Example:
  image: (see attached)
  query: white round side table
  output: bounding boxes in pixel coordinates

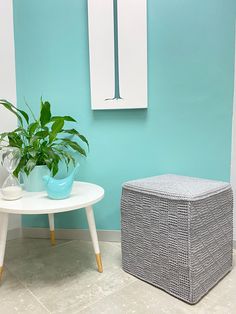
[0,181,105,280]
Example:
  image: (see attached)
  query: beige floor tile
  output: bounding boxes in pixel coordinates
[0,268,49,314]
[80,253,236,314]
[3,239,236,314]
[5,240,136,313]
[109,242,121,248]
[78,280,188,314]
[5,237,71,262]
[80,273,236,314]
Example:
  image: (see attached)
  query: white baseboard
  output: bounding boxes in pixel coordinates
[7,228,22,241]
[22,228,121,242]
[17,228,236,249]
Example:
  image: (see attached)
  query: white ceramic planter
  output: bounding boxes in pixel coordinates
[22,165,50,192]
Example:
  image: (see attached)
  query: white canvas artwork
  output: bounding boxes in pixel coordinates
[88,0,147,110]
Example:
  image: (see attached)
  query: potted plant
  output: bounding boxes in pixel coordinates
[0,98,88,192]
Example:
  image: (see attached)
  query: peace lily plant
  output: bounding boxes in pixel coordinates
[0,98,88,178]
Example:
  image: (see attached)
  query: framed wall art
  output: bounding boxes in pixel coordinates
[88,0,147,110]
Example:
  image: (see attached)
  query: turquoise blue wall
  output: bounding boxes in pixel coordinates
[13,0,236,230]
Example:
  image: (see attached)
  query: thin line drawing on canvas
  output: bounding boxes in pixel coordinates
[88,0,147,109]
[105,0,123,101]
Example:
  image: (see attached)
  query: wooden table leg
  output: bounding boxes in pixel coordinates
[0,213,8,280]
[48,213,56,246]
[85,206,103,273]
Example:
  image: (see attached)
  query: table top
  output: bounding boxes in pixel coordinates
[0,181,104,214]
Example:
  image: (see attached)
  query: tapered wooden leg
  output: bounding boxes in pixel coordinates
[48,214,56,246]
[85,206,103,273]
[0,212,8,280]
[95,253,103,273]
[0,266,3,281]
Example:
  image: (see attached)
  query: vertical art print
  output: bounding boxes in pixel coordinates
[88,0,147,110]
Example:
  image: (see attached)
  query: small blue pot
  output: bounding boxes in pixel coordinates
[22,165,50,192]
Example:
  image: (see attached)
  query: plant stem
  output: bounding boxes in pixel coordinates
[24,98,37,121]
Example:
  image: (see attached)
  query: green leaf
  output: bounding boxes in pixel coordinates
[13,127,29,139]
[44,158,53,171]
[43,148,60,176]
[25,158,37,175]
[28,122,39,136]
[27,147,38,158]
[77,134,89,148]
[52,147,76,168]
[0,132,8,141]
[14,156,27,177]
[0,100,23,125]
[51,115,76,122]
[62,139,86,156]
[40,100,51,126]
[63,129,89,147]
[0,99,29,124]
[49,118,64,143]
[0,97,87,177]
[16,108,29,124]
[52,162,59,177]
[35,130,48,138]
[8,132,23,148]
[30,135,40,146]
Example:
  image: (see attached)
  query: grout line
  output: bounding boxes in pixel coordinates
[5,265,52,313]
[53,239,74,249]
[76,270,138,313]
[4,239,127,314]
[4,239,75,264]
[108,241,121,248]
[25,287,52,314]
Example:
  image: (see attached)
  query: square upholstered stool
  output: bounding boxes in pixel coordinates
[121,174,233,304]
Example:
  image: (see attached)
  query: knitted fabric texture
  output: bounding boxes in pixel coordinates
[121,175,233,304]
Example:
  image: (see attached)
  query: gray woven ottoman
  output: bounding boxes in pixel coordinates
[121,174,233,304]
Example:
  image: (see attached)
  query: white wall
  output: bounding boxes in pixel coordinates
[230,31,236,241]
[0,0,21,231]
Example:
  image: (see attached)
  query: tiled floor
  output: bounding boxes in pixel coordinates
[1,238,235,314]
